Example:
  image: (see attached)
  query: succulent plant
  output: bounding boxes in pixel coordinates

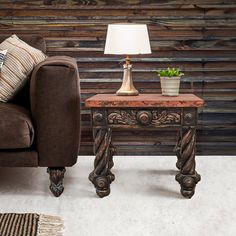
[157,68,184,77]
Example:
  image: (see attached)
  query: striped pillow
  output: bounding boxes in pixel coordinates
[0,49,7,71]
[0,34,47,102]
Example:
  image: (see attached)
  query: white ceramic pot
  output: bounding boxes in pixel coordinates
[160,76,180,96]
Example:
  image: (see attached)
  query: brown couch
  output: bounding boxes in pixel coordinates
[0,35,81,197]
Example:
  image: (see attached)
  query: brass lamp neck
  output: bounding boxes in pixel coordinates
[125,55,131,65]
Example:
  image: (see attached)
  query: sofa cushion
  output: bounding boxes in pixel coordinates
[0,103,34,149]
[0,34,47,102]
[0,35,46,54]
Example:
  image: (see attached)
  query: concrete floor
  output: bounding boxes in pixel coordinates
[0,155,235,236]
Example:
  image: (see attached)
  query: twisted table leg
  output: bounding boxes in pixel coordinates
[89,128,115,198]
[174,130,182,170]
[175,127,201,198]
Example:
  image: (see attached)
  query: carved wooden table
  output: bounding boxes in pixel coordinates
[85,94,204,198]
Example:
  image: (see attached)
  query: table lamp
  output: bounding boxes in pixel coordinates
[104,23,151,96]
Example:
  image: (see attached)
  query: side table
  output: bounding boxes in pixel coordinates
[85,94,204,198]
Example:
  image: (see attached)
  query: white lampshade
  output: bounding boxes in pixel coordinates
[104,23,151,55]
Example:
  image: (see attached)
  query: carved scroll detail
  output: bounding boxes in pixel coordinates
[108,110,137,125]
[175,128,201,198]
[108,109,180,126]
[151,110,180,125]
[89,128,115,198]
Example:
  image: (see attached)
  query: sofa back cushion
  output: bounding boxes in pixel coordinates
[0,35,46,53]
[0,34,47,102]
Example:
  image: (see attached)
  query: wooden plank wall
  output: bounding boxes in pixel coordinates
[0,0,235,155]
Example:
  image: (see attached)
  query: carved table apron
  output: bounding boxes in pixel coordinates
[85,94,204,198]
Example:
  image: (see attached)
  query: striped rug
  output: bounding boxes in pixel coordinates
[0,213,64,236]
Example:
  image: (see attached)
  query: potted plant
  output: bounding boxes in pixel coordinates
[157,68,184,96]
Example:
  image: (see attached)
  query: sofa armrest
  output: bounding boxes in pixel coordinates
[30,56,81,167]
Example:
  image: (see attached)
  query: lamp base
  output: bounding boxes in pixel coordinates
[116,90,139,96]
[116,87,139,96]
[116,62,139,96]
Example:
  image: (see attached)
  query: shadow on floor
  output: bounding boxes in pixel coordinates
[112,167,182,199]
[0,167,47,196]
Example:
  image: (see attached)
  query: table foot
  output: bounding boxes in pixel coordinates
[176,172,201,198]
[89,173,114,198]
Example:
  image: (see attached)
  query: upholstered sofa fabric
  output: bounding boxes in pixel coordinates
[0,151,38,167]
[0,103,34,149]
[0,34,47,102]
[30,56,81,167]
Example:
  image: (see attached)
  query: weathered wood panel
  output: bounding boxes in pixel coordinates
[0,0,235,155]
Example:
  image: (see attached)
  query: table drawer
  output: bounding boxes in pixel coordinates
[107,108,181,127]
